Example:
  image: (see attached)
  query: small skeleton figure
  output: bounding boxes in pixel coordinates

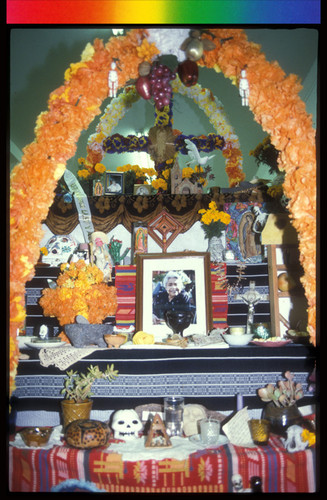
[231,474,251,493]
[108,61,119,97]
[239,68,249,106]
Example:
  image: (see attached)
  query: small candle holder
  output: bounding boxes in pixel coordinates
[200,417,221,445]
[248,419,270,445]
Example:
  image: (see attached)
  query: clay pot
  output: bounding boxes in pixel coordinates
[61,399,93,429]
[261,401,303,437]
[104,333,127,348]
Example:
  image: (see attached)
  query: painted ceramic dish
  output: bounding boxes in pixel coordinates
[19,427,54,447]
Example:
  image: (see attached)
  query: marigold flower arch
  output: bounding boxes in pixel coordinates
[9,28,317,398]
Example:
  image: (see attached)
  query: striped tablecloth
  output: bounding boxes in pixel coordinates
[9,433,316,493]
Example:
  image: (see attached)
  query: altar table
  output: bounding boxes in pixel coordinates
[9,432,316,493]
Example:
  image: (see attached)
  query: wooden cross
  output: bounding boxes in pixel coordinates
[101,99,225,172]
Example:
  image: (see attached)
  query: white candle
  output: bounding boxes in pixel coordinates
[229,327,246,336]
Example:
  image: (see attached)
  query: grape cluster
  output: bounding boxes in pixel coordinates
[149,64,176,110]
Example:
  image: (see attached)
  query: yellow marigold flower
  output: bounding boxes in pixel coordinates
[152,178,167,190]
[40,247,48,256]
[95,163,106,174]
[136,39,160,62]
[162,169,171,180]
[78,157,86,165]
[182,167,194,179]
[302,429,315,447]
[77,169,91,179]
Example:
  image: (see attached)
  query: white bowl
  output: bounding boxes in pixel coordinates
[223,333,253,346]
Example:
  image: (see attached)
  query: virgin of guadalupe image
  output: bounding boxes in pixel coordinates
[152,270,196,325]
[238,212,261,260]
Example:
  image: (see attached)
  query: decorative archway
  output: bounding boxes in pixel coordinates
[9,28,317,397]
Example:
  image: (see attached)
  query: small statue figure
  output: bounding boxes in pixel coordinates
[239,68,249,106]
[89,231,112,282]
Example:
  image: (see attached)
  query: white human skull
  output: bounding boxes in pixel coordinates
[231,474,244,492]
[183,404,207,436]
[42,235,77,266]
[111,409,143,441]
[282,425,308,453]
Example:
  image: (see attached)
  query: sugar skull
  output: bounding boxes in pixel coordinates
[42,235,77,266]
[182,404,207,436]
[111,409,143,441]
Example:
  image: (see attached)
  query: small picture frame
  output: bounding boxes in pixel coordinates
[136,252,213,342]
[133,184,152,196]
[105,172,124,195]
[93,178,105,196]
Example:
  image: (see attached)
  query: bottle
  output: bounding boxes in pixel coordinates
[250,476,263,493]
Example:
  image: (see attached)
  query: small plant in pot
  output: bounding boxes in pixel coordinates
[257,371,304,436]
[60,364,118,429]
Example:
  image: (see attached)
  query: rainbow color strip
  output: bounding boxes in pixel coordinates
[6,0,320,24]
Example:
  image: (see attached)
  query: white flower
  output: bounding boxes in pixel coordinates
[146,28,189,62]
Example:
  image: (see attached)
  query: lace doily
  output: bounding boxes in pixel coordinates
[39,346,102,370]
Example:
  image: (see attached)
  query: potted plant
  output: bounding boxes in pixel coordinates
[258,371,304,436]
[60,364,119,428]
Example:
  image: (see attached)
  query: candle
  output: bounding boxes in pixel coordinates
[236,393,243,411]
[229,327,246,336]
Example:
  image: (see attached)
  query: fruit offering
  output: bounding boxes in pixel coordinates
[136,63,176,110]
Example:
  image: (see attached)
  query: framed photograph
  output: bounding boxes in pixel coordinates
[105,172,124,194]
[133,184,152,196]
[136,252,213,342]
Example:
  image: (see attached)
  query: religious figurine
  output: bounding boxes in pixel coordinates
[89,231,112,282]
[239,68,249,106]
[236,281,265,334]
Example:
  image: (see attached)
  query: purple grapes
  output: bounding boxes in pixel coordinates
[149,64,176,110]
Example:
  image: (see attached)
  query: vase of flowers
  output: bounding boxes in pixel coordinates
[116,164,157,194]
[258,371,304,436]
[39,260,118,345]
[60,364,118,428]
[198,201,231,262]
